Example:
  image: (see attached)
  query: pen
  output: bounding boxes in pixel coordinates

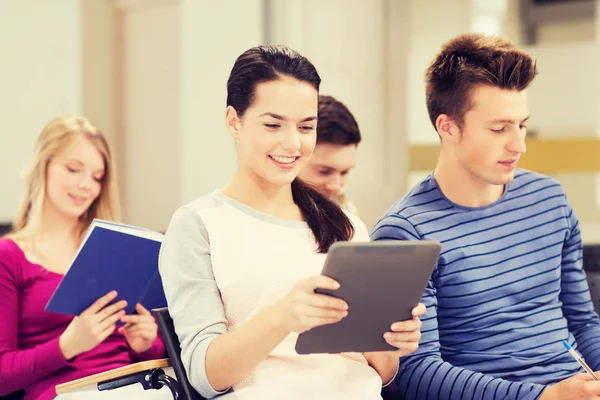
[563,340,599,380]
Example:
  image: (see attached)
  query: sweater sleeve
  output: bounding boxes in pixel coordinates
[370,215,547,400]
[558,203,600,369]
[0,247,71,396]
[158,207,230,399]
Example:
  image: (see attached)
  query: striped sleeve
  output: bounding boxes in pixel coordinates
[371,215,546,400]
[559,202,600,369]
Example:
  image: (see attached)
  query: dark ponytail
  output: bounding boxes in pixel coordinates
[226,45,354,252]
[292,179,354,253]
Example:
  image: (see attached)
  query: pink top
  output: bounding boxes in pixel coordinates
[0,238,166,400]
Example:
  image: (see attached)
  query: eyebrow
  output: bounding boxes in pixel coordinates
[259,112,317,123]
[66,158,105,174]
[315,164,355,170]
[488,116,530,124]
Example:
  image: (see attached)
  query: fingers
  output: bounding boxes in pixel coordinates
[119,316,157,342]
[297,303,348,320]
[581,380,600,396]
[119,305,156,335]
[99,309,126,332]
[298,276,347,310]
[384,328,421,356]
[135,303,150,315]
[119,304,154,326]
[390,319,422,333]
[573,372,598,382]
[120,313,154,325]
[303,275,340,291]
[292,287,348,323]
[82,290,119,316]
[306,293,348,312]
[120,321,133,330]
[385,318,422,355]
[384,330,421,345]
[302,316,345,328]
[119,323,156,337]
[99,323,117,343]
[384,339,419,356]
[412,303,426,318]
[96,300,128,323]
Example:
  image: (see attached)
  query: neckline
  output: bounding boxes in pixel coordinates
[3,238,64,276]
[429,173,514,211]
[212,189,310,229]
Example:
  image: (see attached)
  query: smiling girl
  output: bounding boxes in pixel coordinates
[159,45,425,399]
[0,116,165,400]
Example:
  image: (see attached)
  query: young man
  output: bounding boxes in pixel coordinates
[371,33,600,399]
[298,94,360,214]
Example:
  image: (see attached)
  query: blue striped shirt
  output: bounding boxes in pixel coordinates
[370,169,600,400]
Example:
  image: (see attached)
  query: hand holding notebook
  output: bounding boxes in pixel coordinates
[45,219,168,317]
[59,289,128,360]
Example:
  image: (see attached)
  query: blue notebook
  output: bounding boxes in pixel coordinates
[45,219,168,317]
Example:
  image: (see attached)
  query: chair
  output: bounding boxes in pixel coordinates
[583,244,600,315]
[381,383,401,399]
[53,307,196,400]
[152,307,399,400]
[54,358,177,398]
[28,306,399,399]
[153,307,205,400]
[0,223,12,237]
[0,390,24,400]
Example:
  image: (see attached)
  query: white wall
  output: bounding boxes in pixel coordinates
[0,0,82,222]
[405,0,599,139]
[101,0,264,231]
[537,19,596,44]
[117,0,410,229]
[269,0,411,228]
[82,0,117,146]
[291,0,390,227]
[523,41,599,136]
[2,0,599,236]
[179,0,264,204]
[518,4,600,241]
[406,0,474,146]
[119,0,402,229]
[116,0,182,231]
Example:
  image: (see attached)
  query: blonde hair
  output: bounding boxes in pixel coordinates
[11,116,121,244]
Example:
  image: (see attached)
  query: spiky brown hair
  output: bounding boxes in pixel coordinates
[425,33,538,130]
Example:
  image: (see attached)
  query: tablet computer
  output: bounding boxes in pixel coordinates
[295,240,441,355]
